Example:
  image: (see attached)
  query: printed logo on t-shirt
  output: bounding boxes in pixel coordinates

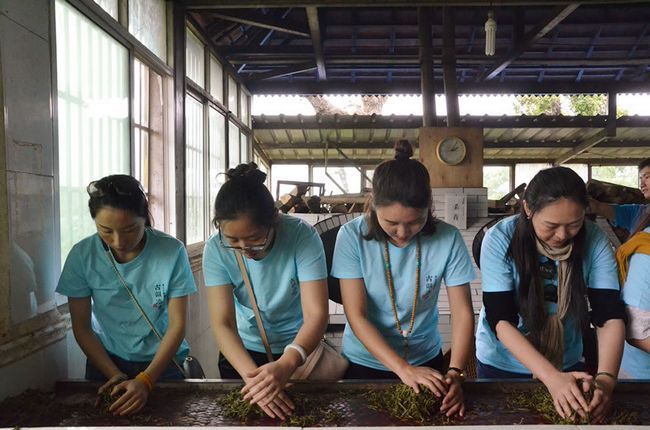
[289,278,299,297]
[153,283,166,308]
[423,274,436,301]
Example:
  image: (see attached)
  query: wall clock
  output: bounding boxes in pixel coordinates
[436,136,467,166]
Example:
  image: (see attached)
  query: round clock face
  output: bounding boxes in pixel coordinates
[436,136,467,166]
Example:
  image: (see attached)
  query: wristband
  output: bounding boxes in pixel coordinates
[447,366,466,381]
[135,371,154,391]
[284,343,307,365]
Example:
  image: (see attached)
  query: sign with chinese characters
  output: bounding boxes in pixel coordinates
[445,193,467,230]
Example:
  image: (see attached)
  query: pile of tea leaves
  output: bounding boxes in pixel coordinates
[507,386,639,424]
[219,388,342,426]
[367,384,446,424]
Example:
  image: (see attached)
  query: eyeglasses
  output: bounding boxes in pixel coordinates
[87,176,145,199]
[219,227,273,252]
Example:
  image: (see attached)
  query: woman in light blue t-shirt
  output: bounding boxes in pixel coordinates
[332,140,476,418]
[56,175,196,416]
[476,166,625,423]
[617,211,650,379]
[203,162,329,421]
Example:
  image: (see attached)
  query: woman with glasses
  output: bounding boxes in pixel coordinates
[331,140,476,418]
[475,166,625,423]
[56,174,196,416]
[202,162,328,421]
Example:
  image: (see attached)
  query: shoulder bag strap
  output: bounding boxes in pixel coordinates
[104,247,187,377]
[235,251,275,362]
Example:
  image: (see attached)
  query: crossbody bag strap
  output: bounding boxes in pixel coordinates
[104,248,187,377]
[235,252,275,362]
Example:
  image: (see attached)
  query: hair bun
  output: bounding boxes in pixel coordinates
[226,162,267,184]
[394,139,414,161]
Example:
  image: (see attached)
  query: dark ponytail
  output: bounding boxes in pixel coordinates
[212,162,277,229]
[508,166,588,347]
[364,139,436,240]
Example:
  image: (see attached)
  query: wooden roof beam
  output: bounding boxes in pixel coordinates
[442,6,460,127]
[183,1,642,8]
[206,10,310,37]
[244,62,317,82]
[555,129,610,164]
[252,114,650,129]
[246,80,650,95]
[306,6,327,81]
[260,140,650,150]
[484,3,580,80]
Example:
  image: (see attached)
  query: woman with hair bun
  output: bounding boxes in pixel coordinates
[331,140,476,417]
[203,162,329,420]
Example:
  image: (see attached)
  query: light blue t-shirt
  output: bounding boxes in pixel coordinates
[56,229,197,362]
[620,226,650,379]
[331,216,476,370]
[613,204,647,232]
[476,215,620,374]
[202,214,327,354]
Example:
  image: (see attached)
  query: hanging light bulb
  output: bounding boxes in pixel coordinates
[485,10,497,56]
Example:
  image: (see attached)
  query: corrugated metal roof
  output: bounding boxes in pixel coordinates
[253,114,650,163]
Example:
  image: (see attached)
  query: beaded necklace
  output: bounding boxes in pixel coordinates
[382,235,421,360]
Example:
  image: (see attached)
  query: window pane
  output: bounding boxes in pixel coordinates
[93,0,118,19]
[185,96,204,244]
[209,107,226,231]
[228,76,238,114]
[240,90,249,125]
[209,55,223,102]
[228,121,240,168]
[561,163,588,183]
[56,0,130,265]
[133,59,150,192]
[313,167,361,195]
[128,0,166,60]
[272,164,309,199]
[515,163,552,188]
[240,131,248,163]
[185,28,204,88]
[364,169,374,189]
[483,166,511,200]
[592,165,639,188]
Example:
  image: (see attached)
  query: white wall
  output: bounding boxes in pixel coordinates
[0,0,69,400]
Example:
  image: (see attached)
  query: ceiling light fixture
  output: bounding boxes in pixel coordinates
[485,10,497,56]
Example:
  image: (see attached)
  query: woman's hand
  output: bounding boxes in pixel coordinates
[543,371,593,420]
[589,373,616,423]
[241,360,295,412]
[396,365,449,398]
[96,373,128,401]
[256,389,295,420]
[440,371,465,417]
[106,378,151,416]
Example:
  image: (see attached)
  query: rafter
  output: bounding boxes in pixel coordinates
[244,62,317,82]
[207,10,309,37]
[306,6,327,81]
[484,4,579,80]
[246,80,650,95]
[182,1,644,8]
[555,129,610,164]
